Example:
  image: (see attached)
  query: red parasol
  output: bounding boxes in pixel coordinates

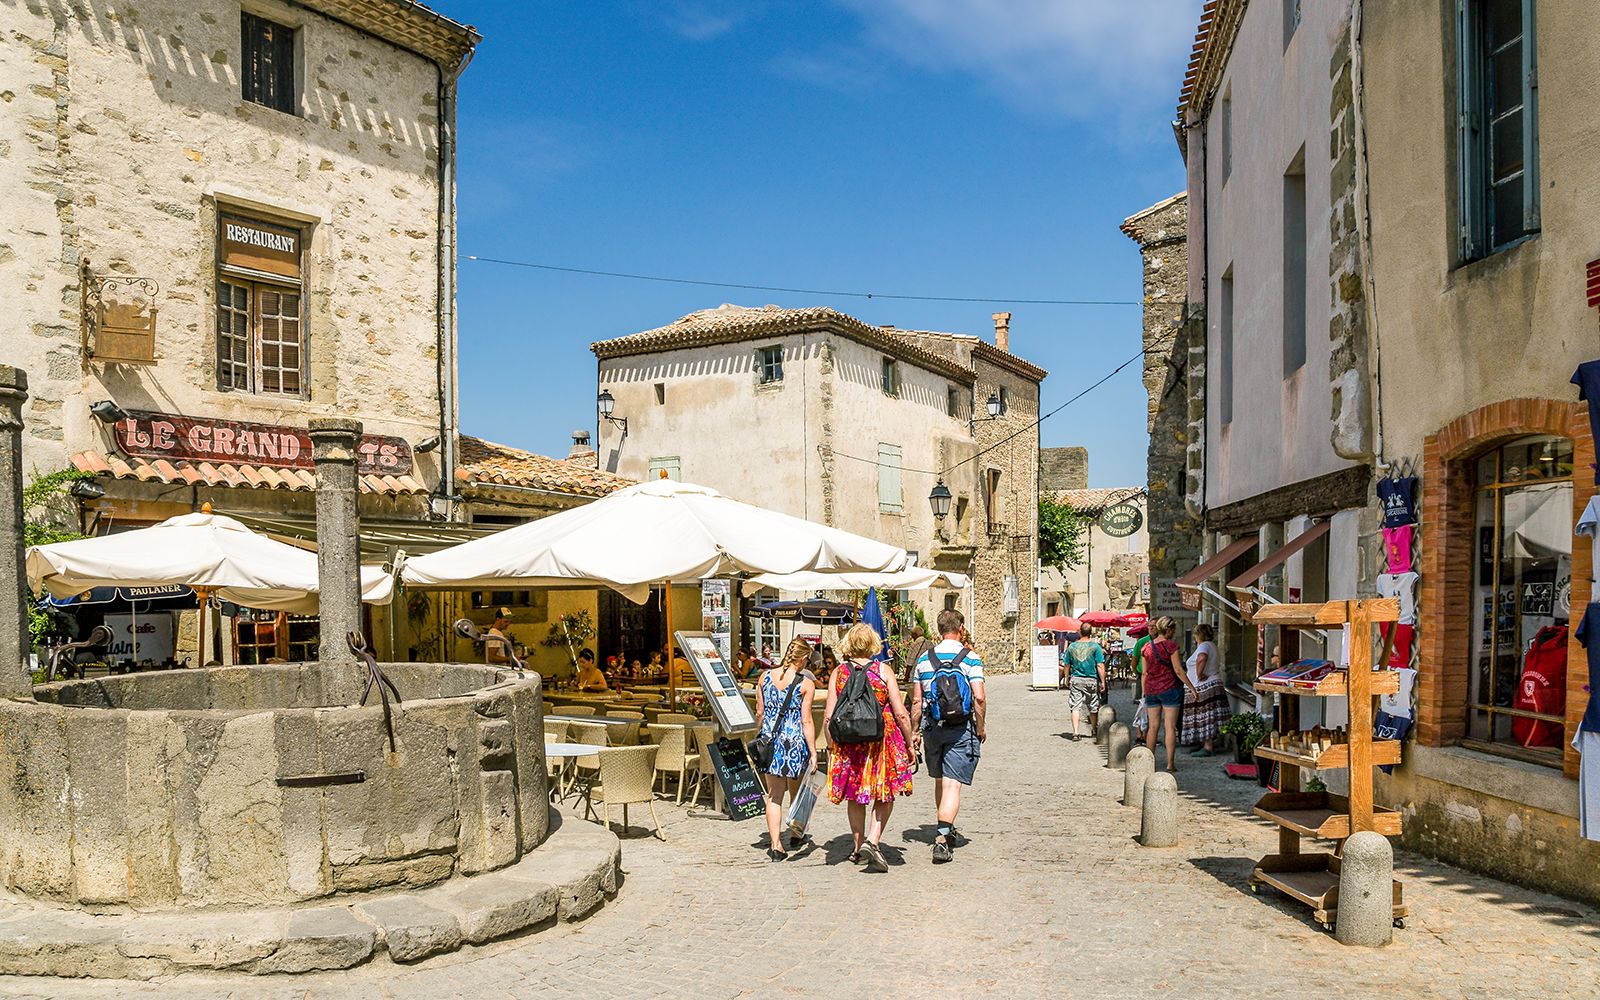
[1033,615,1082,633]
[1077,610,1132,628]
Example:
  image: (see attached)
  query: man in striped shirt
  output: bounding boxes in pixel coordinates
[910,609,986,864]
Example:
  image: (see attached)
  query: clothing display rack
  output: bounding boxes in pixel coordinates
[1247,598,1408,931]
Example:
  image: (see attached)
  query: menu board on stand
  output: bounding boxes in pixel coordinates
[674,630,757,735]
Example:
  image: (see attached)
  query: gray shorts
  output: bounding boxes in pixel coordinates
[923,723,980,785]
[1067,676,1101,714]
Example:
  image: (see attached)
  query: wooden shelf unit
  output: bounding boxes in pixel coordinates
[1244,599,1408,931]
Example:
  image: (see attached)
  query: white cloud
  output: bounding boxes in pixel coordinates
[833,0,1202,123]
[659,2,753,41]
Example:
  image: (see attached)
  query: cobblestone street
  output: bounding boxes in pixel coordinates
[8,674,1599,999]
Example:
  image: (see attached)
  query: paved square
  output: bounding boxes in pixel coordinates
[7,674,1598,998]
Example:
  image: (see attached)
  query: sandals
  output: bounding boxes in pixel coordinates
[766,848,788,862]
[861,842,888,873]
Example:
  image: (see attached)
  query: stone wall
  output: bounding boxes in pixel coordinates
[1,0,450,479]
[1122,194,1201,619]
[969,355,1040,670]
[0,662,549,910]
[1039,446,1087,491]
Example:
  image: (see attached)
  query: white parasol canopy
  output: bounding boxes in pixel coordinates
[26,511,395,612]
[740,567,970,597]
[401,477,909,602]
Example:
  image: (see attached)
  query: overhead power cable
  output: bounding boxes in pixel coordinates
[460,254,1139,307]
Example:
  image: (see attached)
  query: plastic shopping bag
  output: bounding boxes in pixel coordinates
[784,770,826,837]
[1132,701,1149,736]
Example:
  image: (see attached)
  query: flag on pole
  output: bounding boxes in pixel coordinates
[861,587,890,662]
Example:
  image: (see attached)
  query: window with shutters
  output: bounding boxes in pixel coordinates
[877,443,903,513]
[984,467,1004,534]
[215,212,306,396]
[1457,0,1539,261]
[881,356,899,397]
[241,12,296,115]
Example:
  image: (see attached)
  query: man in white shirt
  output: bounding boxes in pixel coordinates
[909,609,986,864]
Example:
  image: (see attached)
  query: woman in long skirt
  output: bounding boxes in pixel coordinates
[1180,623,1226,754]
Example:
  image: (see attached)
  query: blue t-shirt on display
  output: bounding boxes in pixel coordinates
[1376,476,1418,528]
[1574,602,1600,734]
[1570,361,1600,484]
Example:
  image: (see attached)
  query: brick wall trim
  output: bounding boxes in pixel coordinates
[1418,398,1592,780]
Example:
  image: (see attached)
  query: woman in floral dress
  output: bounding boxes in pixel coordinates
[754,638,817,859]
[824,623,915,873]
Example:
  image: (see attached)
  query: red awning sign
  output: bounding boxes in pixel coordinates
[113,410,413,476]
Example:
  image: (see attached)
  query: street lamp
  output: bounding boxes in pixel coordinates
[90,399,128,423]
[985,392,1002,418]
[414,435,440,454]
[597,389,627,434]
[68,480,106,500]
[928,479,952,519]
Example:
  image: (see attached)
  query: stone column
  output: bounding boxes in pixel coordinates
[0,367,29,695]
[309,417,362,665]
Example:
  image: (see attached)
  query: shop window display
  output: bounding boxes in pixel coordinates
[1467,435,1573,763]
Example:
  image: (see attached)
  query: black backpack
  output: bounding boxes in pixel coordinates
[829,661,884,744]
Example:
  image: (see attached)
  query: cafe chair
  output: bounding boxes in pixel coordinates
[655,712,697,726]
[685,723,718,806]
[649,725,699,804]
[607,709,645,721]
[553,705,598,717]
[543,731,570,799]
[590,745,663,840]
[542,718,570,743]
[542,700,555,715]
[570,721,610,812]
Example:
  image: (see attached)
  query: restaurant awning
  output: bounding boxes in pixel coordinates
[1174,535,1259,614]
[1227,520,1331,596]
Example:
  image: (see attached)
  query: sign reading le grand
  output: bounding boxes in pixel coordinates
[114,410,413,475]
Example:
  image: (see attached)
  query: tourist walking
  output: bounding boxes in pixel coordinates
[909,609,986,864]
[1181,624,1225,755]
[753,638,817,860]
[1060,624,1106,741]
[825,623,914,873]
[1141,617,1198,772]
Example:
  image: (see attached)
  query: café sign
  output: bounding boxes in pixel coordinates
[114,410,413,475]
[1099,501,1144,538]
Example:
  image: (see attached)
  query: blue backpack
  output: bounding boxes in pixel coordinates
[927,646,974,727]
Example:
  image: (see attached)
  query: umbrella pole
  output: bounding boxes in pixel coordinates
[197,588,207,667]
[663,581,677,704]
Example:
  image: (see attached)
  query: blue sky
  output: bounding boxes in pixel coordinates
[431,1,1201,489]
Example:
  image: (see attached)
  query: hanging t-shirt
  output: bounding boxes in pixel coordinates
[1374,710,1413,775]
[1574,602,1600,735]
[1376,572,1419,625]
[1570,361,1600,484]
[1577,497,1600,584]
[1574,729,1600,842]
[1379,666,1418,720]
[1380,622,1414,669]
[1382,525,1414,574]
[1376,476,1419,528]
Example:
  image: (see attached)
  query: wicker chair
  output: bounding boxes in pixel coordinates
[543,731,570,798]
[542,700,554,715]
[542,718,570,741]
[570,720,610,807]
[553,704,598,717]
[685,723,718,805]
[607,709,645,721]
[649,725,699,804]
[590,745,663,839]
[655,712,697,726]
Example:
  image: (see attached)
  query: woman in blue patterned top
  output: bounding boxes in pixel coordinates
[755,638,818,859]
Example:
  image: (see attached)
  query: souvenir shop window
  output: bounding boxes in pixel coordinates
[1465,434,1573,765]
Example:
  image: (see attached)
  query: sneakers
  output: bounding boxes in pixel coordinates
[932,837,953,864]
[947,827,970,848]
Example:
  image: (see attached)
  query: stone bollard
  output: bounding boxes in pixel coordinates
[1094,704,1116,744]
[0,367,30,695]
[309,417,363,665]
[1139,771,1178,846]
[1335,831,1395,946]
[1106,722,1132,769]
[1123,745,1155,807]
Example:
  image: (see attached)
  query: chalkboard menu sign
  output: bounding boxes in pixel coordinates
[675,630,758,734]
[706,738,765,821]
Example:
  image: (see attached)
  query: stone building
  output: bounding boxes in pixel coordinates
[1038,487,1149,619]
[1166,0,1600,904]
[591,305,1046,669]
[1122,193,1200,633]
[2,0,478,661]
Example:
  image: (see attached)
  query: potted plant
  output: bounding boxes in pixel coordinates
[1220,712,1269,765]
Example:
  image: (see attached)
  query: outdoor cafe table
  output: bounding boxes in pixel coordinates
[543,741,605,803]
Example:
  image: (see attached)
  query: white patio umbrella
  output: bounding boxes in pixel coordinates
[401,477,909,691]
[27,510,395,664]
[402,477,909,602]
[739,567,970,597]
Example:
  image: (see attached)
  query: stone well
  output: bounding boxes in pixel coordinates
[0,661,549,911]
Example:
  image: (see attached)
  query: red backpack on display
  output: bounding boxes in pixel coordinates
[1512,625,1567,748]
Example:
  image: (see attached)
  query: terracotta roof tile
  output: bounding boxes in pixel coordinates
[457,435,635,500]
[591,304,979,383]
[69,451,427,496]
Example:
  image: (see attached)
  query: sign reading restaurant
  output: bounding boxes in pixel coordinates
[114,410,413,475]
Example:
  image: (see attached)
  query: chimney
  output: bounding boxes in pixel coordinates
[567,429,596,466]
[991,312,1011,353]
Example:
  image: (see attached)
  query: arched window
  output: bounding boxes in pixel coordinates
[1466,435,1573,763]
